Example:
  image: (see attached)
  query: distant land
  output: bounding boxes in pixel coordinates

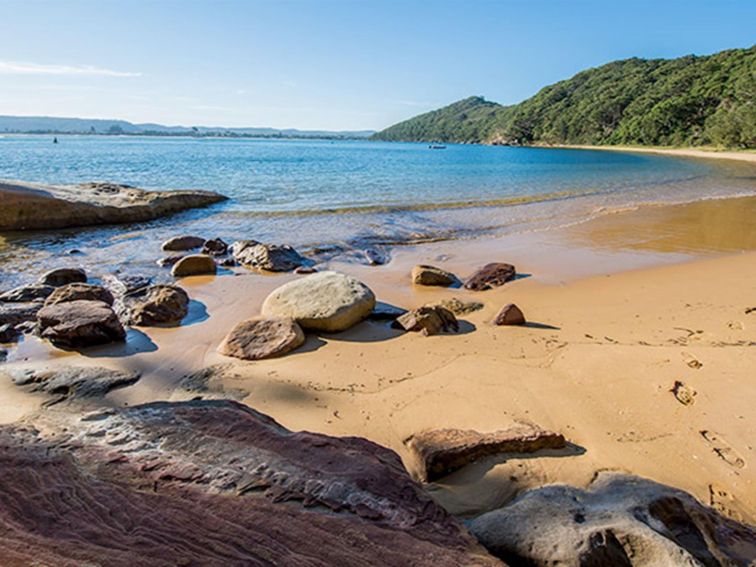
[373,46,755,149]
[0,116,374,140]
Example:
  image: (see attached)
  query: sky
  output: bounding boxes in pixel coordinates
[0,0,754,131]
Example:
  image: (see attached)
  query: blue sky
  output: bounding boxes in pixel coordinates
[0,0,753,130]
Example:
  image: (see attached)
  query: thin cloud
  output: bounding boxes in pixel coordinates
[0,61,141,77]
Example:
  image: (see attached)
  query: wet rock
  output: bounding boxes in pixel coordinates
[156,254,184,267]
[494,303,526,326]
[412,265,458,286]
[0,348,6,362]
[393,305,459,336]
[37,267,87,287]
[464,263,516,291]
[201,237,228,256]
[369,302,409,321]
[119,285,189,326]
[44,283,114,307]
[218,317,305,360]
[0,302,42,327]
[0,400,500,566]
[262,271,376,332]
[406,424,566,482]
[364,247,387,266]
[162,235,206,251]
[469,472,756,567]
[37,300,126,348]
[671,381,696,406]
[294,265,317,274]
[102,274,152,297]
[0,323,20,343]
[10,366,140,405]
[0,284,55,303]
[431,297,484,315]
[231,240,305,272]
[171,254,217,277]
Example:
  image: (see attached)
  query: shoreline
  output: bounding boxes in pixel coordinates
[536,143,756,163]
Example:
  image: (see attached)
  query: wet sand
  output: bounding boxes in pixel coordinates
[2,194,755,524]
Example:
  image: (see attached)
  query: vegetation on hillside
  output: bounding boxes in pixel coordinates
[372,46,755,148]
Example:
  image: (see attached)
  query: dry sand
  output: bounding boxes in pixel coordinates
[2,195,755,524]
[543,144,756,163]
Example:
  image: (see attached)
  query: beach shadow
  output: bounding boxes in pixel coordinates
[293,335,327,354]
[524,321,561,330]
[514,272,532,281]
[79,328,158,358]
[320,320,406,343]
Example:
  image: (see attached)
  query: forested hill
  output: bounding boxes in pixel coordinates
[372,46,755,148]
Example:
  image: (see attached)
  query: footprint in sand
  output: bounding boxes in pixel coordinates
[727,320,744,330]
[700,430,746,469]
[708,484,744,522]
[681,352,702,369]
[671,381,696,406]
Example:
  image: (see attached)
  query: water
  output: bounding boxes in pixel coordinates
[1,135,754,286]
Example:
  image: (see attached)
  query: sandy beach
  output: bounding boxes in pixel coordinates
[3,193,755,529]
[543,144,756,163]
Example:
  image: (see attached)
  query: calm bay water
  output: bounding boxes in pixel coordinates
[0,135,754,286]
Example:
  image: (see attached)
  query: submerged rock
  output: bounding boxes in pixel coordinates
[38,267,87,287]
[171,254,217,277]
[161,235,206,251]
[44,283,114,307]
[0,284,55,303]
[218,317,305,360]
[231,240,305,272]
[464,263,516,291]
[394,305,459,336]
[412,265,458,286]
[119,285,189,326]
[156,254,185,267]
[469,472,756,567]
[262,271,376,332]
[10,366,140,405]
[494,303,526,326]
[405,424,566,482]
[37,300,125,348]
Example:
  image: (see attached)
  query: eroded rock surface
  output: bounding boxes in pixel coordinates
[469,472,756,567]
[430,297,484,315]
[0,284,55,303]
[464,263,517,291]
[394,305,459,336]
[0,302,42,328]
[37,300,126,348]
[44,283,114,307]
[118,284,189,326]
[218,317,305,360]
[231,240,305,272]
[0,400,500,566]
[9,366,140,405]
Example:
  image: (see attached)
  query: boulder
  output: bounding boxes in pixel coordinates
[464,263,516,291]
[412,265,458,286]
[218,317,305,360]
[231,240,304,272]
[0,400,500,566]
[38,267,87,287]
[37,300,126,348]
[201,237,228,256]
[161,235,206,251]
[101,274,152,296]
[10,366,140,405]
[44,283,114,307]
[406,425,566,482]
[469,472,756,567]
[171,254,217,277]
[494,303,526,326]
[0,284,55,303]
[119,285,190,326]
[393,306,459,336]
[0,302,42,327]
[430,297,484,315]
[262,271,375,332]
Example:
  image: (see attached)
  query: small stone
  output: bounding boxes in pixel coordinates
[201,238,228,256]
[411,265,458,286]
[37,268,87,287]
[364,248,387,266]
[294,266,317,274]
[218,317,305,360]
[157,255,184,267]
[393,306,459,336]
[464,263,516,291]
[162,235,206,251]
[171,255,217,277]
[44,283,114,307]
[494,304,526,326]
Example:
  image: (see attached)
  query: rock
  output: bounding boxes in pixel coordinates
[161,235,206,251]
[201,237,228,256]
[406,424,566,482]
[364,247,387,266]
[218,317,305,360]
[0,323,20,343]
[178,364,248,401]
[393,306,459,336]
[119,285,190,326]
[469,472,756,567]
[494,303,526,326]
[171,254,217,277]
[262,271,376,332]
[0,348,5,362]
[101,274,152,296]
[44,283,114,307]
[431,297,484,315]
[157,254,184,267]
[231,240,304,272]
[464,263,516,291]
[0,400,500,566]
[671,381,696,406]
[0,284,55,303]
[37,300,126,348]
[412,265,458,286]
[219,257,237,267]
[0,179,227,231]
[10,366,140,405]
[37,267,87,287]
[0,302,42,327]
[294,265,317,274]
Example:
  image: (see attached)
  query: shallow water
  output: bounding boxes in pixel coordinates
[0,135,755,287]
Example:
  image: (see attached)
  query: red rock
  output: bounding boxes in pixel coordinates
[464,263,516,291]
[494,304,526,326]
[218,317,305,360]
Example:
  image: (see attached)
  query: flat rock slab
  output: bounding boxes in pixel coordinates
[0,284,55,303]
[464,263,517,291]
[218,317,305,360]
[262,271,376,332]
[0,302,43,327]
[412,265,458,286]
[0,400,500,566]
[44,283,114,306]
[429,297,484,315]
[10,366,140,405]
[405,424,566,482]
[38,268,87,287]
[469,472,756,566]
[0,179,226,231]
[119,284,189,326]
[37,300,126,348]
[171,254,217,277]
[394,306,459,336]
[231,240,305,272]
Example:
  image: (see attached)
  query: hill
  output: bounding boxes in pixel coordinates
[372,46,755,148]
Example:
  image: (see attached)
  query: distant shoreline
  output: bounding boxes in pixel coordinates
[529,143,756,164]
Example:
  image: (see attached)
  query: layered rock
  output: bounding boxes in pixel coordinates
[0,179,226,231]
[118,285,189,326]
[0,302,43,328]
[262,271,376,332]
[0,284,55,303]
[10,366,140,405]
[44,283,114,307]
[37,300,126,348]
[218,317,305,360]
[412,265,458,286]
[231,240,305,272]
[394,305,459,336]
[171,254,217,277]
[464,263,517,291]
[469,472,756,566]
[405,424,566,481]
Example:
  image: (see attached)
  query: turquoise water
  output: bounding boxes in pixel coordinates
[0,135,754,285]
